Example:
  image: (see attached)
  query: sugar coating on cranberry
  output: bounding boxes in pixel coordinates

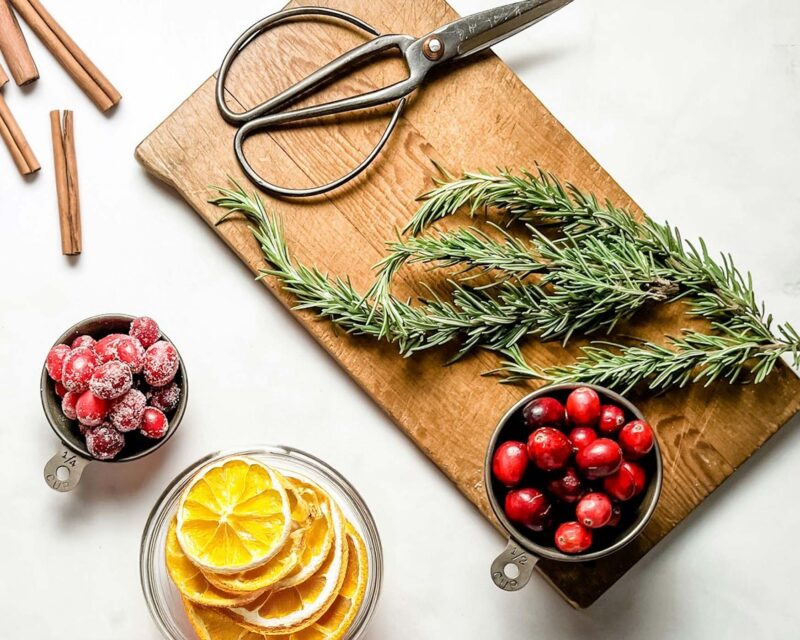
[141,407,168,439]
[108,389,147,433]
[147,382,181,413]
[86,425,125,461]
[46,344,71,382]
[71,335,95,350]
[598,404,626,435]
[114,335,145,373]
[576,492,613,528]
[75,391,109,427]
[89,360,133,400]
[61,347,98,393]
[130,316,160,349]
[54,381,67,398]
[143,341,179,388]
[527,427,572,472]
[61,390,80,420]
[94,333,126,364]
[522,397,566,430]
[618,420,655,460]
[555,521,592,554]
[566,387,601,427]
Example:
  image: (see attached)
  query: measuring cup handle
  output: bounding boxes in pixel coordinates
[490,540,537,591]
[44,445,90,492]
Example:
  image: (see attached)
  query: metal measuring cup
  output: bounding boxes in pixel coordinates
[41,313,188,492]
[484,383,662,591]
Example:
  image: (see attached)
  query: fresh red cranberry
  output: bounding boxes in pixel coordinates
[492,441,529,487]
[602,464,637,501]
[575,438,622,479]
[624,461,647,496]
[546,467,583,504]
[576,492,613,528]
[566,387,601,427]
[568,427,597,454]
[130,316,160,349]
[522,397,565,430]
[143,341,179,388]
[504,487,552,532]
[85,425,125,460]
[618,420,655,460]
[61,347,98,393]
[54,381,67,397]
[71,335,95,350]
[94,333,126,363]
[597,404,625,434]
[147,382,181,413]
[607,503,622,527]
[116,335,145,373]
[75,391,109,427]
[527,428,572,472]
[89,361,133,400]
[61,390,80,420]
[141,407,168,439]
[46,344,71,382]
[555,521,592,554]
[108,389,147,432]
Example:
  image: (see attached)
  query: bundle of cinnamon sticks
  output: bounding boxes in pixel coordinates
[0,0,121,255]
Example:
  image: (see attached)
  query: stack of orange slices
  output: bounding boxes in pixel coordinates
[166,456,368,639]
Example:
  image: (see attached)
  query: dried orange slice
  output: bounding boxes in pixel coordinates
[182,597,264,640]
[177,456,291,574]
[229,503,348,634]
[165,519,265,608]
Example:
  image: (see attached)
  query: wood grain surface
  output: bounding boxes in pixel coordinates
[135,0,800,607]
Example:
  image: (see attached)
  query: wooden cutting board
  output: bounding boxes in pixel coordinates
[135,0,800,607]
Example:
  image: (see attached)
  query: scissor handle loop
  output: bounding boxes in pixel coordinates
[234,97,406,198]
[216,7,380,125]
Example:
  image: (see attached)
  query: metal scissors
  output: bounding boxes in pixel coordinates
[216,0,574,198]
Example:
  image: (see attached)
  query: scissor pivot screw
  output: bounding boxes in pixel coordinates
[423,36,444,61]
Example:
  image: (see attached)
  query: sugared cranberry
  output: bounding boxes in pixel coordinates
[71,335,95,350]
[108,389,147,432]
[527,428,572,472]
[46,344,71,382]
[130,316,160,349]
[54,381,67,397]
[492,441,529,487]
[85,425,125,460]
[61,347,98,393]
[61,391,80,420]
[546,467,583,504]
[555,521,592,554]
[624,461,647,496]
[147,382,181,413]
[141,407,168,439]
[143,341,179,388]
[618,420,655,460]
[576,492,613,528]
[94,333,127,363]
[607,503,622,527]
[116,335,145,373]
[602,464,637,501]
[522,397,565,430]
[597,404,625,434]
[504,487,552,532]
[89,361,132,400]
[575,438,622,479]
[75,391,109,427]
[566,387,601,427]
[568,427,597,454]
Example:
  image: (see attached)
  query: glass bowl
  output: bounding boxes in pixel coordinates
[140,446,383,639]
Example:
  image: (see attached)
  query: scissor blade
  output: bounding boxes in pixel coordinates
[442,0,574,60]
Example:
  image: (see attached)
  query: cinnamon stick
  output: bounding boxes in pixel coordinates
[0,0,38,85]
[50,110,81,255]
[0,91,39,174]
[10,0,120,111]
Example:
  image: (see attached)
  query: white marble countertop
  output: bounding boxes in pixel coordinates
[2,0,799,637]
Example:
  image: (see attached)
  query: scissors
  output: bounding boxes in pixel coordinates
[216,0,574,198]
